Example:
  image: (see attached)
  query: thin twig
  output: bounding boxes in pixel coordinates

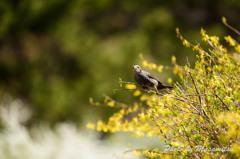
[121,81,136,85]
[214,93,230,111]
[102,94,132,109]
[223,21,240,36]
[188,71,210,120]
[113,88,163,95]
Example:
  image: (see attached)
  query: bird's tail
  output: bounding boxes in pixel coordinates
[163,85,174,89]
[158,84,174,89]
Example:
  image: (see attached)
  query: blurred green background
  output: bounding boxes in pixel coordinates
[0,0,240,125]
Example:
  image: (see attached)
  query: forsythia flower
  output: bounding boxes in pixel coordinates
[142,60,148,67]
[171,56,176,64]
[224,35,236,46]
[107,101,115,107]
[140,95,147,101]
[209,36,219,46]
[86,122,95,130]
[133,90,141,96]
[149,63,157,70]
[88,25,240,159]
[167,78,172,85]
[132,150,140,157]
[125,84,136,89]
[157,65,163,72]
[235,45,240,53]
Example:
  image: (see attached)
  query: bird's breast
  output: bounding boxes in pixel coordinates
[134,73,155,87]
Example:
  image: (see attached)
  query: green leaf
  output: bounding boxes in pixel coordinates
[173,131,176,136]
[154,106,158,112]
[119,77,122,87]
[173,111,178,117]
[222,16,227,25]
[150,115,155,120]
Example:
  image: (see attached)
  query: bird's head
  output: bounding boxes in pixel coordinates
[132,65,142,73]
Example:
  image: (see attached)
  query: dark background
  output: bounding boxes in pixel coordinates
[0,0,239,126]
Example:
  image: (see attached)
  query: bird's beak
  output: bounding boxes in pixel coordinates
[132,66,137,70]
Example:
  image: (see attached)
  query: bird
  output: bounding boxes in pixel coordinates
[132,65,173,94]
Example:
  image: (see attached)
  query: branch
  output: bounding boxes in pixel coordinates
[214,93,230,111]
[188,72,210,120]
[223,19,240,36]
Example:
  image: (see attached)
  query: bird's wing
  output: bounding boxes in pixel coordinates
[146,72,163,85]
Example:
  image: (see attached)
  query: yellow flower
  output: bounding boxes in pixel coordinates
[132,117,138,125]
[157,65,163,72]
[125,84,136,89]
[200,28,209,42]
[104,96,109,103]
[146,100,153,107]
[147,131,153,137]
[132,150,140,157]
[126,107,133,114]
[173,65,179,74]
[224,35,236,46]
[219,45,227,53]
[203,154,211,159]
[133,90,141,96]
[148,64,153,70]
[148,151,157,158]
[235,45,240,53]
[86,122,95,130]
[232,143,240,157]
[171,56,176,64]
[107,101,115,107]
[152,64,157,69]
[140,95,147,101]
[183,39,190,47]
[89,97,94,104]
[209,36,219,46]
[143,60,148,67]
[133,102,139,110]
[139,112,146,122]
[96,120,104,131]
[167,78,172,85]
[102,125,108,132]
[135,130,144,137]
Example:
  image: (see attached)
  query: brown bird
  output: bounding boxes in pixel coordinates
[132,65,173,94]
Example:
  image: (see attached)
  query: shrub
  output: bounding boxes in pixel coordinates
[87,18,240,158]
